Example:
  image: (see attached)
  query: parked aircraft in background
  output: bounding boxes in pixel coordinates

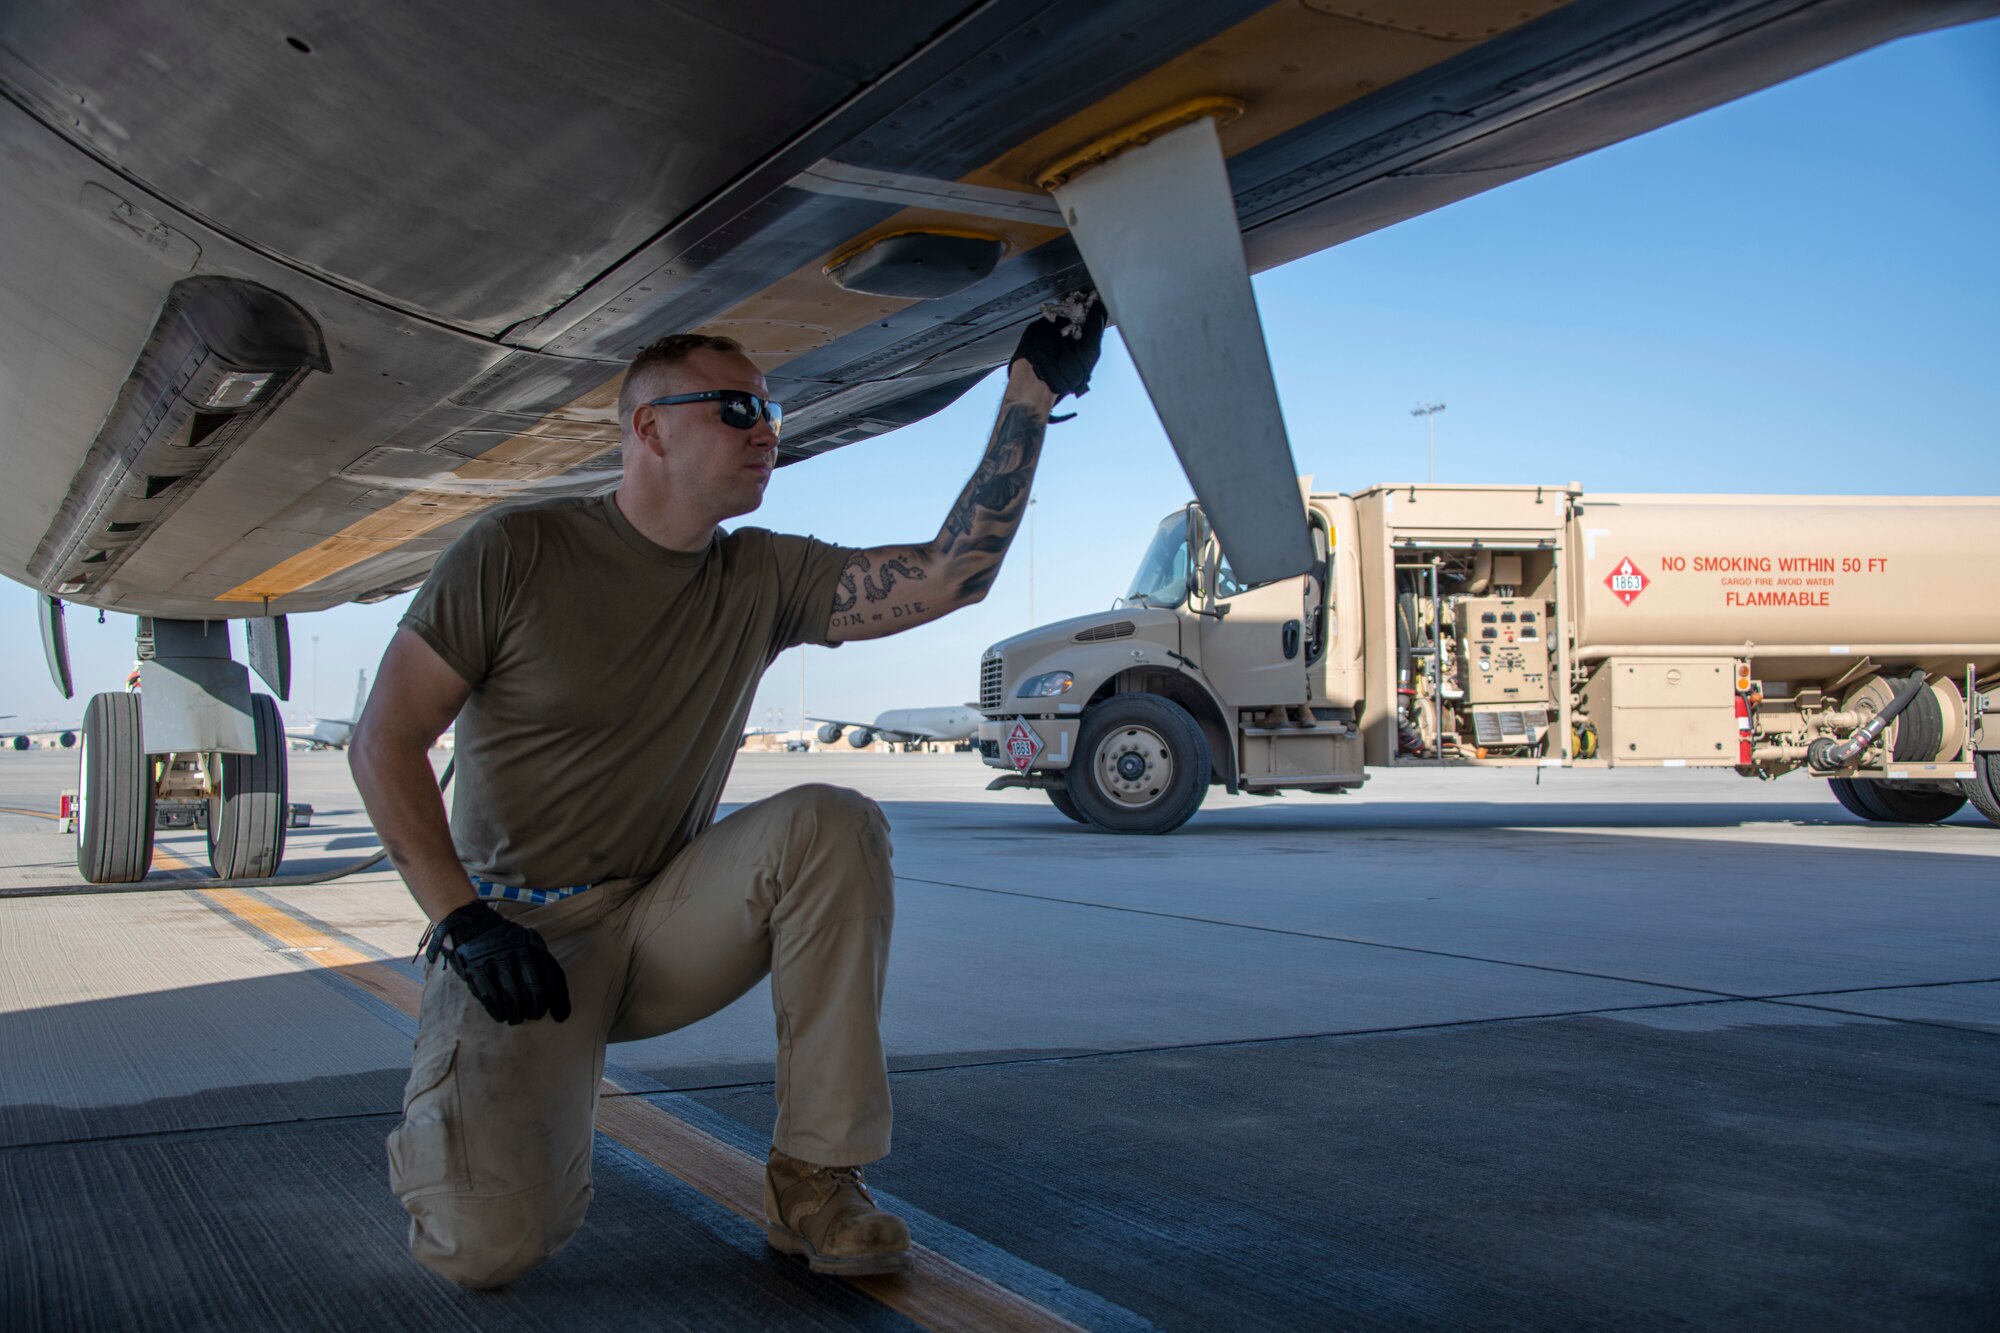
[287,672,368,751]
[814,707,982,751]
[2,715,78,751]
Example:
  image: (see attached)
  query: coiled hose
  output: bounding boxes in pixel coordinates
[1807,671,1928,773]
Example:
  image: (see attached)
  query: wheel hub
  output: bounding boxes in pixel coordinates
[1093,725,1173,810]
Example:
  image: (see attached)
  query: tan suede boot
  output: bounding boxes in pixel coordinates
[764,1148,911,1276]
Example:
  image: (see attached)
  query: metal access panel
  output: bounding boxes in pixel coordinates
[1455,597,1551,707]
[1604,658,1736,763]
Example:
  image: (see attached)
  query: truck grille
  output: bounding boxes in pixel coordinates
[980,652,1005,710]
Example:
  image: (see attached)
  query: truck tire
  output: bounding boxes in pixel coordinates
[1830,777,1963,824]
[1069,695,1210,834]
[1866,783,1965,824]
[1962,753,2000,828]
[76,692,154,883]
[1827,777,1890,822]
[207,694,289,879]
[1047,784,1090,825]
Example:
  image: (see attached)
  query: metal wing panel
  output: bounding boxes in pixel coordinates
[2,0,1991,622]
[0,0,971,333]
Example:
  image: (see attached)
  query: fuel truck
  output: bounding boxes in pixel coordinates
[975,484,1999,834]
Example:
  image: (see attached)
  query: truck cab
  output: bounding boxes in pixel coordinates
[977,489,1369,833]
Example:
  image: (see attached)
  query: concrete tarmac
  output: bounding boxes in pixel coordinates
[1,749,1995,1330]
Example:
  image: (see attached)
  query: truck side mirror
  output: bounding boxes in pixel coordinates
[1185,507,1203,600]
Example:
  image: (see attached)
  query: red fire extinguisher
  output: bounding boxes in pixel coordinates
[1735,692,1753,765]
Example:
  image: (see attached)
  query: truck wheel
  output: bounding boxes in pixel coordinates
[76,692,155,883]
[1831,777,1963,824]
[1047,784,1091,825]
[1866,783,1965,824]
[207,694,289,879]
[1962,753,2000,828]
[1069,695,1210,834]
[1828,777,1892,822]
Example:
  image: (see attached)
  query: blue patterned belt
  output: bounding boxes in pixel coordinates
[471,875,595,907]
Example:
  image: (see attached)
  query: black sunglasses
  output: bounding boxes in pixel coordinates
[645,389,782,435]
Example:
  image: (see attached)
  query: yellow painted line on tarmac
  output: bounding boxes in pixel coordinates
[152,843,198,872]
[203,887,428,1016]
[197,887,1081,1332]
[0,806,56,819]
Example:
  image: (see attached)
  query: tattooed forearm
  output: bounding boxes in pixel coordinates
[826,383,1049,642]
[934,402,1046,602]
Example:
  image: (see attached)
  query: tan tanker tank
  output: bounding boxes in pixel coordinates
[1570,497,2000,679]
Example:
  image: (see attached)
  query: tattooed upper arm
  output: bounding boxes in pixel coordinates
[826,545,942,642]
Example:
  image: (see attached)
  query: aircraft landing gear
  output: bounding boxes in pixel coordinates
[75,692,155,883]
[206,694,289,879]
[63,615,296,884]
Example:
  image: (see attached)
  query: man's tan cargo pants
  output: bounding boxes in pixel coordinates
[386,784,895,1288]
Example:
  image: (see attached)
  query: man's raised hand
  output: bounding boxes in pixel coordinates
[1012,290,1106,401]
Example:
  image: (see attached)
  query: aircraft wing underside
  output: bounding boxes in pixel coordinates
[2,0,1991,621]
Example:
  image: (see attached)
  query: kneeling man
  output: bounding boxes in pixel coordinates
[350,299,1103,1286]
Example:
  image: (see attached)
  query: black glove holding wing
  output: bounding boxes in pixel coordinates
[1012,290,1106,401]
[424,899,572,1025]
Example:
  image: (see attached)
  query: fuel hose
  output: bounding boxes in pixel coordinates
[1807,671,1928,773]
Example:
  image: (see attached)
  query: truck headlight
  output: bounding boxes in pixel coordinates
[1016,671,1074,698]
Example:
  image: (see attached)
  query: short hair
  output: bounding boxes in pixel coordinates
[617,333,748,428]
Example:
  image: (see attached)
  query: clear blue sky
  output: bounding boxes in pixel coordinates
[4,18,1995,731]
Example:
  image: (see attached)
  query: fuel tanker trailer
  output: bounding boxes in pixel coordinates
[974,484,2000,833]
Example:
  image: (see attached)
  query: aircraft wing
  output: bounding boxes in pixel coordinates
[4,0,1992,623]
[809,716,931,744]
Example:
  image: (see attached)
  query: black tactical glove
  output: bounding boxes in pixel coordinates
[424,899,572,1026]
[1012,290,1106,401]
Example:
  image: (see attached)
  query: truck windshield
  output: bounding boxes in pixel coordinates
[1125,512,1189,609]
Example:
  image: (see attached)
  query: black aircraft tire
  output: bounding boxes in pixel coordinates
[1047,784,1091,826]
[76,692,155,884]
[208,694,289,879]
[1828,777,1891,823]
[1866,783,1966,825]
[1068,695,1210,835]
[1961,753,2000,829]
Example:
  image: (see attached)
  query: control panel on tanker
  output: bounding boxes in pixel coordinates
[1455,597,1550,707]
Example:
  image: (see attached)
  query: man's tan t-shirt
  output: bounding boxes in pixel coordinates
[400,493,852,888]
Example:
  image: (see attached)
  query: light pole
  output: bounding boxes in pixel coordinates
[1027,496,1038,626]
[797,647,806,747]
[311,635,320,719]
[1410,402,1446,482]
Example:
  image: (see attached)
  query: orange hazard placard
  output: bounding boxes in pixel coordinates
[1006,718,1043,773]
[1605,556,1649,605]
